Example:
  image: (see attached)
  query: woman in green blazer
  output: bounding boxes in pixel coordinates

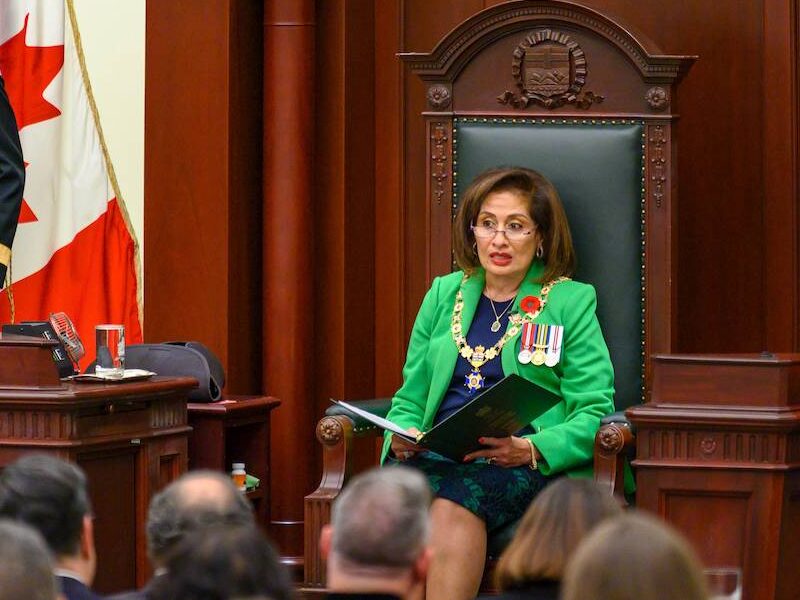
[383,167,615,600]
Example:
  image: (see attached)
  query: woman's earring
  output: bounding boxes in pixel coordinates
[535,245,544,259]
[473,241,478,255]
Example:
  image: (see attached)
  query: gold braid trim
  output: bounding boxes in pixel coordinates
[66,1,144,330]
[0,243,9,266]
[2,247,14,324]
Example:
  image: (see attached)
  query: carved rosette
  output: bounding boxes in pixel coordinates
[645,86,669,110]
[430,121,451,206]
[700,436,717,456]
[597,424,626,454]
[316,416,344,446]
[427,84,451,110]
[648,125,667,208]
[498,28,603,110]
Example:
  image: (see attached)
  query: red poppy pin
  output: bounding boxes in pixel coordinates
[520,295,541,315]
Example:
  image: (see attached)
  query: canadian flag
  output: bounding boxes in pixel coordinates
[0,0,142,370]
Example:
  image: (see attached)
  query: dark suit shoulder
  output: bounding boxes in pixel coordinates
[57,576,105,600]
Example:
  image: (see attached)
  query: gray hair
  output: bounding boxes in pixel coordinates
[331,466,431,569]
[146,470,254,564]
[0,519,58,600]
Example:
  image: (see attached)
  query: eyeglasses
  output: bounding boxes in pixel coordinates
[471,223,533,241]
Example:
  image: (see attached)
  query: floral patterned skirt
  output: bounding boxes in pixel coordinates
[386,452,553,533]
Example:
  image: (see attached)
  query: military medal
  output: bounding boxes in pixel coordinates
[518,321,535,364]
[465,370,485,391]
[532,324,548,366]
[545,325,563,367]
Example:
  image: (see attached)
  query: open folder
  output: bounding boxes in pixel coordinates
[332,374,562,462]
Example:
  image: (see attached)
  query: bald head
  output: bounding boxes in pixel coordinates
[146,471,254,565]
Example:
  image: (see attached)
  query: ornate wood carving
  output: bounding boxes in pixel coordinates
[497,29,603,109]
[427,84,451,109]
[317,416,344,445]
[430,121,451,206]
[399,2,695,84]
[647,124,667,208]
[645,86,669,110]
[640,429,791,466]
[597,422,628,454]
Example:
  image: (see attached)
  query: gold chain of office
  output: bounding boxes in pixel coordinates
[450,276,569,370]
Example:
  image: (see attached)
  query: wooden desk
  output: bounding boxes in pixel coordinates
[628,354,800,600]
[0,376,196,593]
[187,395,280,530]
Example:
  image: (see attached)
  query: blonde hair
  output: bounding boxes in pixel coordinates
[494,478,622,590]
[452,167,576,282]
[561,512,708,600]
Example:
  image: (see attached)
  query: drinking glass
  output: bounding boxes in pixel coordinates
[704,567,742,600]
[95,324,125,378]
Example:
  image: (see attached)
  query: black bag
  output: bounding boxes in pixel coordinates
[117,342,225,402]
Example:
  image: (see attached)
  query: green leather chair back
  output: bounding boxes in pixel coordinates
[454,118,644,409]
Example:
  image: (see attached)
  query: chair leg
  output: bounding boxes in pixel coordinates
[303,416,354,587]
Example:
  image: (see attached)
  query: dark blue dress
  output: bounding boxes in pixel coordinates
[389,295,552,532]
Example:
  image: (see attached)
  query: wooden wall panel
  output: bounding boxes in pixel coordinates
[387,0,800,362]
[374,0,405,396]
[556,0,796,354]
[145,0,263,393]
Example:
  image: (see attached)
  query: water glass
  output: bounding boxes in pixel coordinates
[95,324,125,378]
[704,567,742,600]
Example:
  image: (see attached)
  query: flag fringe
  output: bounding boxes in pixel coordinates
[65,0,144,331]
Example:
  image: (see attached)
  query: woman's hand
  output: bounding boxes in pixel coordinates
[463,435,538,468]
[391,427,422,461]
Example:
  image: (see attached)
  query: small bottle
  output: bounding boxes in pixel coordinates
[231,462,246,492]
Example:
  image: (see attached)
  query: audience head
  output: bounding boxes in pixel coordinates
[324,466,431,574]
[495,478,623,590]
[149,525,291,600]
[0,453,94,562]
[146,470,255,567]
[562,511,708,600]
[0,519,58,600]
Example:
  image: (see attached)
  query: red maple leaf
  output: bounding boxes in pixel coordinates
[17,161,36,223]
[0,14,64,130]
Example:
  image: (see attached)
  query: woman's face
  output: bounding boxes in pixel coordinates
[474,190,540,284]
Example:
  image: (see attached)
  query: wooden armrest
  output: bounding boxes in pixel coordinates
[593,420,635,502]
[325,397,392,435]
[304,399,390,587]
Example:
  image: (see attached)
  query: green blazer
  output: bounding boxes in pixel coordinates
[381,260,615,479]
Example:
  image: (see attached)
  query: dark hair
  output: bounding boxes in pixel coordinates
[562,512,708,600]
[146,470,255,565]
[149,525,291,600]
[0,519,58,600]
[495,478,622,589]
[0,453,91,556]
[452,167,576,282]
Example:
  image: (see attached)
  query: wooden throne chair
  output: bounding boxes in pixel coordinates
[303,0,694,590]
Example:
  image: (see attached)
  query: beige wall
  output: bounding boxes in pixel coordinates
[72,0,145,264]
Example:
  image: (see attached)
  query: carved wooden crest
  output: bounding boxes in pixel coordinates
[498,29,603,109]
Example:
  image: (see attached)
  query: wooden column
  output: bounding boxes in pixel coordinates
[263,0,315,561]
[144,0,263,393]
